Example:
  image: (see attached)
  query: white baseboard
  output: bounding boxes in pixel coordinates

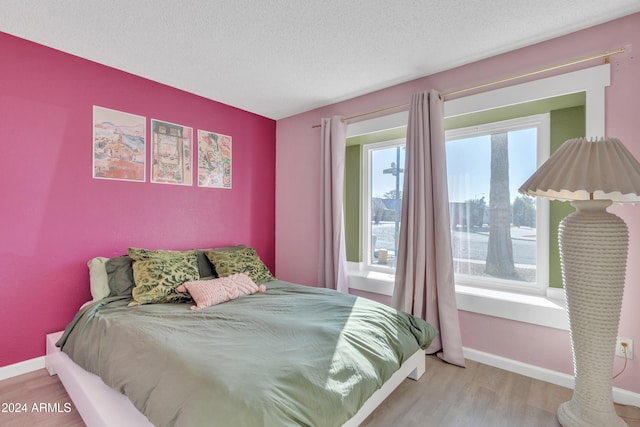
[0,356,45,381]
[463,347,640,407]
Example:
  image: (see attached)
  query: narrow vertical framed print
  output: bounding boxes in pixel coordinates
[151,119,193,186]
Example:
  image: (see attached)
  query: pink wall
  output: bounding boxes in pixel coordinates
[0,33,276,367]
[276,13,640,393]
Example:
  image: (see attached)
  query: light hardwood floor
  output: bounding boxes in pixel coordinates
[363,356,640,427]
[1,356,638,426]
[0,367,84,427]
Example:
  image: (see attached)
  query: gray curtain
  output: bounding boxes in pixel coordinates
[393,90,465,367]
[319,116,349,293]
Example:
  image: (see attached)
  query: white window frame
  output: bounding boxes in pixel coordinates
[346,64,610,328]
[362,138,405,273]
[347,115,408,296]
[445,114,550,295]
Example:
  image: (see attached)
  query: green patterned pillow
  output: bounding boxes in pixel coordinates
[128,248,200,306]
[205,247,273,284]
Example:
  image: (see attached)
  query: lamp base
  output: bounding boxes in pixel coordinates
[557,200,629,427]
[558,399,626,427]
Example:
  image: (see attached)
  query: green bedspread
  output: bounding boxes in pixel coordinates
[58,280,437,427]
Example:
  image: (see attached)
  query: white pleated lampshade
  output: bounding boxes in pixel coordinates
[519,137,640,203]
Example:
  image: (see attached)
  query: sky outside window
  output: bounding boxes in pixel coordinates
[368,128,537,203]
[371,146,406,198]
[446,128,537,204]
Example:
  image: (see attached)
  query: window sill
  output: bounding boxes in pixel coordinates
[456,285,568,330]
[347,262,568,330]
[347,262,394,296]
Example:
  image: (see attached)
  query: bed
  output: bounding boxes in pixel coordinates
[46,247,437,427]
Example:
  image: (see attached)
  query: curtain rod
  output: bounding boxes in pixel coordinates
[311,47,625,129]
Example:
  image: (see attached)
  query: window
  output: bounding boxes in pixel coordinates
[346,64,609,313]
[344,117,407,296]
[445,115,550,294]
[362,139,406,271]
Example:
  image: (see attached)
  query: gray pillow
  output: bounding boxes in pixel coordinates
[195,251,215,278]
[105,255,135,297]
[197,245,246,277]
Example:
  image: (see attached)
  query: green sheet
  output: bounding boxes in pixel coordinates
[58,280,437,427]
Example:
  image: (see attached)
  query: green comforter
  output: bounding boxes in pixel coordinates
[58,280,437,427]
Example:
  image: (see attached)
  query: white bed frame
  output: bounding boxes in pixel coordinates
[46,331,425,427]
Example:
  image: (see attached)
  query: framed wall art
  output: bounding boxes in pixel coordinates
[197,130,232,189]
[151,119,193,186]
[93,106,146,182]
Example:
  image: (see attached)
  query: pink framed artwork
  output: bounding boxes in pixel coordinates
[93,106,146,182]
[197,129,232,189]
[151,119,193,186]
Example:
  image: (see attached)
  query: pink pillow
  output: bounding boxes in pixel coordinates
[176,272,266,310]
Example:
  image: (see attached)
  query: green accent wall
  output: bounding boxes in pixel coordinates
[548,106,585,287]
[444,92,585,130]
[345,145,362,261]
[346,127,407,147]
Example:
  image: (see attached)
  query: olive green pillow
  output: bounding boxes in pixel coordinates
[205,247,273,284]
[128,248,200,306]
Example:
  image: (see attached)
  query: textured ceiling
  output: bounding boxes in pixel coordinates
[1,1,639,119]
